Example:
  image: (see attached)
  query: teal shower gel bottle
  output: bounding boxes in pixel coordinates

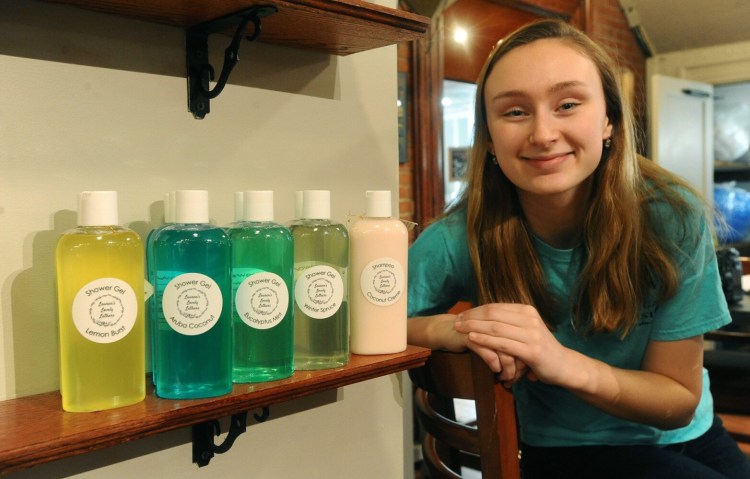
[55,190,145,412]
[230,190,294,383]
[290,190,349,370]
[151,190,232,399]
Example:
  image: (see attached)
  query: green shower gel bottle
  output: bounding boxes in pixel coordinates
[55,190,145,412]
[151,190,232,399]
[230,191,294,383]
[290,190,349,370]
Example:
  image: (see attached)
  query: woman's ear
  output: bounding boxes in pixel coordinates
[603,116,613,140]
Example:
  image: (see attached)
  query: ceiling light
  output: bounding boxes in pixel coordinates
[453,27,468,44]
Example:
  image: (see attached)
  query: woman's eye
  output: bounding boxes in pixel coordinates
[503,108,525,118]
[559,102,579,111]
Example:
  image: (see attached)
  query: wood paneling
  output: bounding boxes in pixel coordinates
[443,0,582,83]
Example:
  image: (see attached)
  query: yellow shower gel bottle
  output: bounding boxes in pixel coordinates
[56,191,145,412]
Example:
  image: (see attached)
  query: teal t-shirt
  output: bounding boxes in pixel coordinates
[407,201,731,447]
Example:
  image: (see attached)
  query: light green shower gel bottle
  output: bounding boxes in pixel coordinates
[290,190,349,370]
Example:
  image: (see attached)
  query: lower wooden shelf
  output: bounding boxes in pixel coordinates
[0,345,430,476]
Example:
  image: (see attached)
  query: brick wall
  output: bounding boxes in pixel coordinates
[587,0,647,144]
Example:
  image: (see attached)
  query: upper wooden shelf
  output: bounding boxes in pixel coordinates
[40,0,431,56]
[0,346,431,476]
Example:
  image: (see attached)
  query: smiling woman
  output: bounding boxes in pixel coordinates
[406,19,750,479]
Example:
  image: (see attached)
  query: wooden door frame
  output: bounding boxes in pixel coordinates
[410,13,445,234]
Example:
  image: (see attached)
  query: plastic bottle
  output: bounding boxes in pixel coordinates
[286,190,304,229]
[349,191,408,354]
[229,191,294,382]
[151,190,232,399]
[234,191,244,223]
[146,192,174,385]
[224,191,243,230]
[290,190,349,370]
[55,191,145,412]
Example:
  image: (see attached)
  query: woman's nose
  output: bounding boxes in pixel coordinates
[528,113,559,146]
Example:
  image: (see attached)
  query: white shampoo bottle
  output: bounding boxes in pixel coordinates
[349,190,409,354]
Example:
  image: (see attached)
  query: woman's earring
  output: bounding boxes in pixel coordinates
[490,155,498,165]
[604,138,612,149]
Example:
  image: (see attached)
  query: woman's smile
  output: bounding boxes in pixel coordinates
[522,152,574,170]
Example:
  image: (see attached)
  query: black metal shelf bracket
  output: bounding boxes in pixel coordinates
[192,406,271,467]
[186,5,278,119]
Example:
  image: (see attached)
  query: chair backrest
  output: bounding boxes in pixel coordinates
[409,350,521,479]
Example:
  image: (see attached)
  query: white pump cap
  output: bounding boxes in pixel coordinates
[365,190,392,218]
[174,190,209,224]
[302,190,330,220]
[78,190,118,226]
[243,190,274,221]
[234,191,244,222]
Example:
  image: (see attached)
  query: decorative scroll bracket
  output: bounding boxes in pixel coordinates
[192,407,271,467]
[186,5,278,119]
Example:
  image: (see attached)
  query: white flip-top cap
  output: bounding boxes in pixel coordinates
[243,190,274,221]
[302,190,330,220]
[174,190,209,224]
[365,190,392,218]
[78,190,118,226]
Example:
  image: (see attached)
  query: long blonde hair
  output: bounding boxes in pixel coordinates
[459,19,698,336]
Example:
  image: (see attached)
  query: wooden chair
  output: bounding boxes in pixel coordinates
[409,350,521,478]
[703,334,750,456]
[702,254,750,455]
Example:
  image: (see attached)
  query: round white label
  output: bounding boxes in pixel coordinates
[235,271,289,330]
[72,278,138,344]
[162,273,223,336]
[360,257,405,307]
[294,264,344,319]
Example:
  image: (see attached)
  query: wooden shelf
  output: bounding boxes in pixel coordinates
[0,345,430,476]
[40,0,430,56]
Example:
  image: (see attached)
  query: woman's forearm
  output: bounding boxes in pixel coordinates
[407,314,466,352]
[556,347,701,430]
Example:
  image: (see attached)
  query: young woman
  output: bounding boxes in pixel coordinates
[407,19,750,478]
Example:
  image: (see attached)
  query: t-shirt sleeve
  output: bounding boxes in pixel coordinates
[650,201,731,340]
[407,213,475,317]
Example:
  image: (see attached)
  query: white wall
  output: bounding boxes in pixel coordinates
[0,1,412,477]
[646,39,750,85]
